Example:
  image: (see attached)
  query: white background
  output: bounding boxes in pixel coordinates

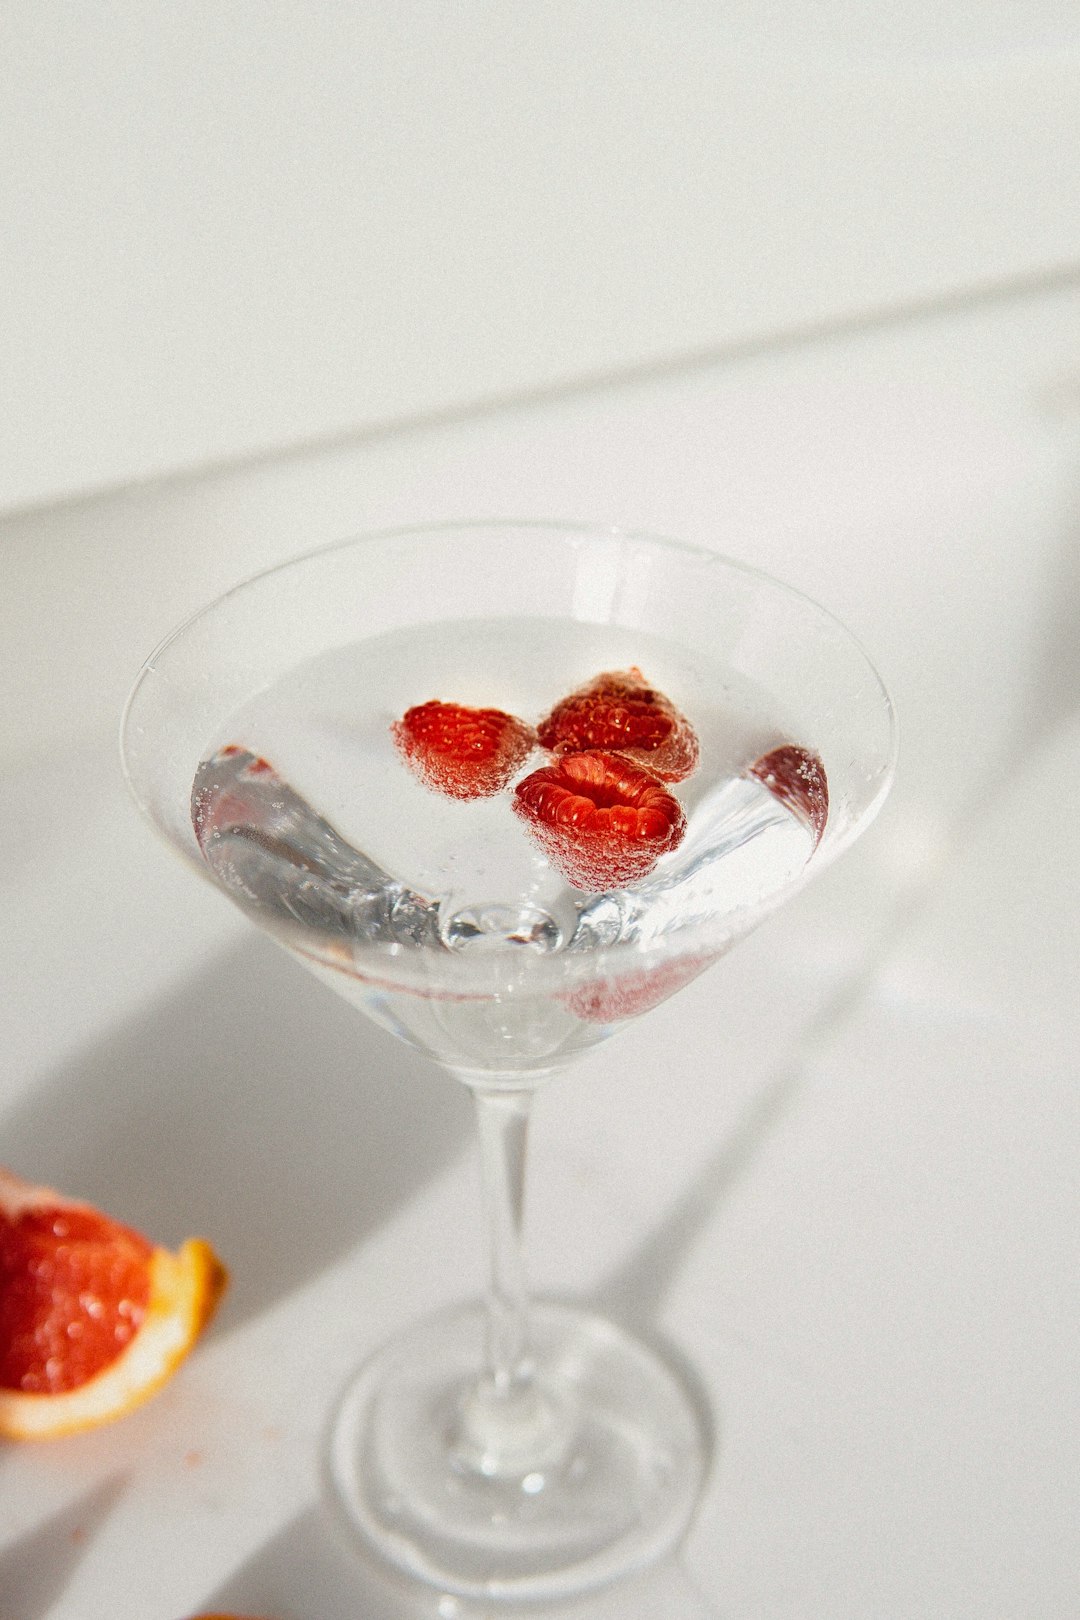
[2,2,1080,512]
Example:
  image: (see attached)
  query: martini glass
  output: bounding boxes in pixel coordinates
[121,520,895,1602]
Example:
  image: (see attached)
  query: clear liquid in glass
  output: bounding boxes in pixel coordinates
[192,617,819,1074]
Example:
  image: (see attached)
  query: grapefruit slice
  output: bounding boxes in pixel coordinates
[0,1167,227,1440]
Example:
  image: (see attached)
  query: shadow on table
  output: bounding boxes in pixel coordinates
[193,1050,809,1620]
[0,1473,129,1620]
[0,935,470,1333]
[198,1501,722,1620]
[2,926,823,1620]
[595,1055,804,1327]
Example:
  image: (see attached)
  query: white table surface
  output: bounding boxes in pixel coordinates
[1,279,1079,1619]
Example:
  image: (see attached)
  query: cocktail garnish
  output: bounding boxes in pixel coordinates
[561,951,715,1022]
[536,667,699,782]
[391,700,536,799]
[747,745,829,846]
[513,750,686,891]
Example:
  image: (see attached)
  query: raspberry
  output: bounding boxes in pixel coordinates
[562,952,715,1023]
[513,751,686,891]
[748,745,829,845]
[392,701,536,800]
[536,667,699,782]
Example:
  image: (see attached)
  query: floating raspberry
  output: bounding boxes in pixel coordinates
[513,751,686,891]
[748,745,829,845]
[562,951,715,1023]
[537,667,699,782]
[191,746,277,850]
[392,701,536,800]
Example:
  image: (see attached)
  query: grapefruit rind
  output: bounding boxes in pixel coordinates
[0,1237,227,1441]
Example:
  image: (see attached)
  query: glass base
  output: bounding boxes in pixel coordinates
[324,1299,707,1602]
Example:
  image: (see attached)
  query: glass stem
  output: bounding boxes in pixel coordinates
[472,1085,534,1394]
[455,1082,570,1478]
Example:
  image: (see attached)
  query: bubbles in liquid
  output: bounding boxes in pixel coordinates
[440,903,567,954]
[191,617,823,1068]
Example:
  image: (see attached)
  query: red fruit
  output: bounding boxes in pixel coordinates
[392,701,536,800]
[0,1166,227,1442]
[536,667,699,782]
[191,747,277,850]
[748,745,829,845]
[513,751,686,891]
[562,951,716,1023]
[0,1196,152,1395]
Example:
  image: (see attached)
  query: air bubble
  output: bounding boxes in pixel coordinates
[440,903,564,954]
